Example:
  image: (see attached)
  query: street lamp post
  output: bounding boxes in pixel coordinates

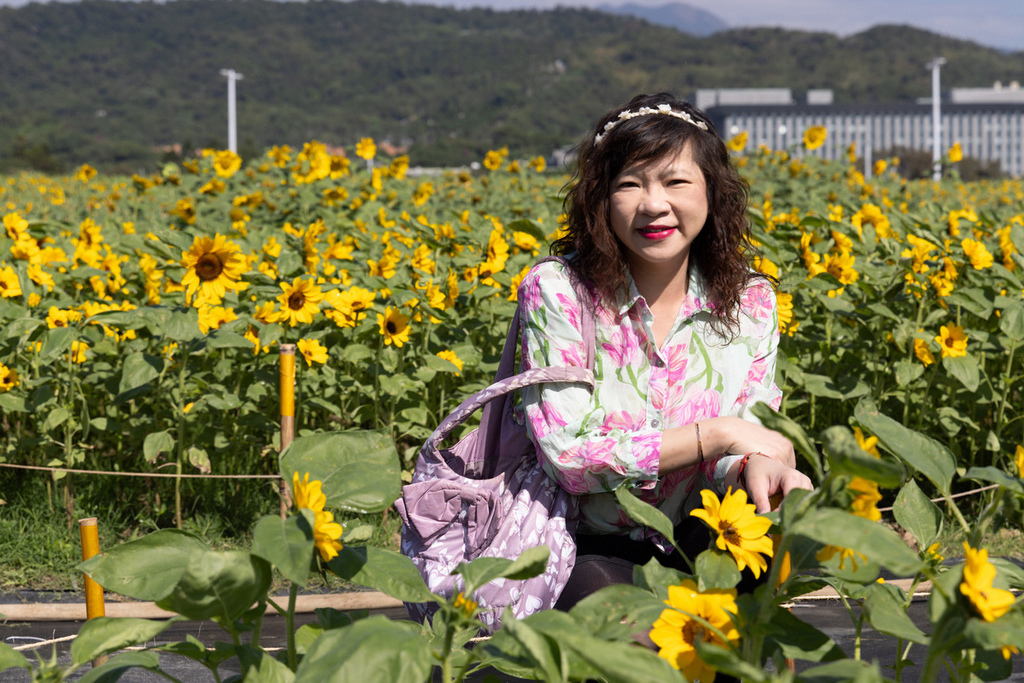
[220,69,244,153]
[927,57,946,182]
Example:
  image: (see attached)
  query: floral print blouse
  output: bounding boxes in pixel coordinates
[517,259,782,539]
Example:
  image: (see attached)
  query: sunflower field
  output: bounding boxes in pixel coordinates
[3,130,1024,681]
[1,135,1023,523]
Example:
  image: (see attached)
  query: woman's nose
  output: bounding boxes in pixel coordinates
[638,186,670,215]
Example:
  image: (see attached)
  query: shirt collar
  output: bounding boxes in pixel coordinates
[616,265,710,319]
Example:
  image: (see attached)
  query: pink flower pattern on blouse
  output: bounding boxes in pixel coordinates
[518,260,782,538]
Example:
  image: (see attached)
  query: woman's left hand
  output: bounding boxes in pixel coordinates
[729,454,813,513]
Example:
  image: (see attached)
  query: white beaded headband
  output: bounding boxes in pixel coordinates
[594,103,708,144]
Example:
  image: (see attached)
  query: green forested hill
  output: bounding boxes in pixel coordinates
[2,0,1023,172]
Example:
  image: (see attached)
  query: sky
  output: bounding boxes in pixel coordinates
[1,0,1022,51]
[404,0,1024,52]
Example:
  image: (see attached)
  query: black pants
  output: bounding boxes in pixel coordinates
[556,516,766,611]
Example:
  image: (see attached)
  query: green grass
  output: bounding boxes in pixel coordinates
[0,472,403,593]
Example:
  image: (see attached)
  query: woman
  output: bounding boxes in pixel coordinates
[517,92,813,607]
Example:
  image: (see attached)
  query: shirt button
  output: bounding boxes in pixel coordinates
[652,357,664,368]
[651,418,661,429]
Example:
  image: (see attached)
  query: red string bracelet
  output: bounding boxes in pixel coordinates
[736,451,762,490]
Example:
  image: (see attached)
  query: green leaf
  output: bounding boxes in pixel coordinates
[523,611,681,683]
[855,399,954,495]
[750,402,823,481]
[165,309,199,341]
[76,651,162,683]
[863,582,928,643]
[38,327,75,362]
[892,479,942,549]
[0,394,26,413]
[763,606,846,662]
[236,645,297,683]
[506,218,547,242]
[633,557,689,602]
[280,430,402,514]
[501,617,567,683]
[118,352,161,394]
[943,354,980,392]
[1,317,44,341]
[294,616,433,683]
[695,548,741,590]
[568,584,666,641]
[692,640,766,682]
[187,446,211,474]
[1000,302,1024,340]
[44,406,70,432]
[143,430,175,463]
[0,642,29,672]
[251,513,315,586]
[614,487,676,548]
[455,545,551,596]
[80,529,208,601]
[71,617,178,666]
[820,426,904,487]
[895,359,924,387]
[946,287,993,320]
[156,550,272,622]
[207,331,254,349]
[327,546,434,603]
[798,659,884,683]
[964,466,1024,497]
[802,373,845,399]
[791,508,923,576]
[341,524,373,544]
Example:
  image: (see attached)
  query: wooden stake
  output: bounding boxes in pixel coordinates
[79,517,107,667]
[279,344,296,516]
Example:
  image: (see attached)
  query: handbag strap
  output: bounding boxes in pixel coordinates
[494,255,595,382]
[424,361,595,451]
[425,256,597,451]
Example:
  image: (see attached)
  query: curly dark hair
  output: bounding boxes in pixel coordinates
[553,92,763,338]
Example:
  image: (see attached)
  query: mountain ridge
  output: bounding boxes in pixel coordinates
[1,0,1021,172]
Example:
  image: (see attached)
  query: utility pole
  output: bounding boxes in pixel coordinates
[220,69,244,153]
[927,57,946,181]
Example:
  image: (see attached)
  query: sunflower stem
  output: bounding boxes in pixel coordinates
[286,582,299,671]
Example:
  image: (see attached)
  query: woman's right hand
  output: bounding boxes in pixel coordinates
[729,453,813,513]
[707,416,796,469]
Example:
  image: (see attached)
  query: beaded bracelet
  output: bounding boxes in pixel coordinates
[736,451,763,490]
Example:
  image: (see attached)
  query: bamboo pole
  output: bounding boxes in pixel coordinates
[279,344,296,516]
[78,517,107,667]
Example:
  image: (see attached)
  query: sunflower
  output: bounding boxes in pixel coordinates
[961,544,1015,622]
[803,125,827,150]
[690,488,774,578]
[292,472,343,562]
[935,325,968,359]
[181,234,246,306]
[355,138,376,161]
[0,363,18,392]
[726,130,748,152]
[377,306,411,347]
[213,150,242,178]
[650,579,740,682]
[276,277,322,326]
[197,305,238,335]
[68,340,89,364]
[0,266,22,298]
[297,338,329,366]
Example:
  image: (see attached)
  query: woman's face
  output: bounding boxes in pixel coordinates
[608,142,708,280]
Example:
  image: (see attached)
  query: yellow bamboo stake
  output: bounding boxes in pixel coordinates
[79,517,107,667]
[279,344,296,516]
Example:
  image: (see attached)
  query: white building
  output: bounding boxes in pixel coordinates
[701,88,1024,177]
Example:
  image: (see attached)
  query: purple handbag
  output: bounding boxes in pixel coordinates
[395,257,595,631]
